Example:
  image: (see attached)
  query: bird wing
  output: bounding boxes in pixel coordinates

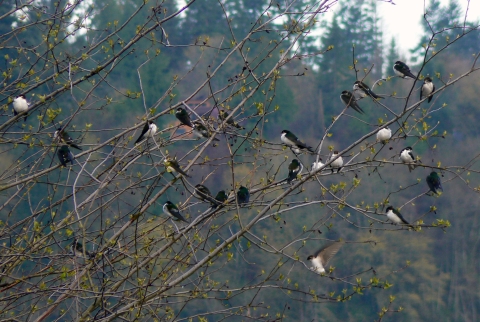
[316,243,342,266]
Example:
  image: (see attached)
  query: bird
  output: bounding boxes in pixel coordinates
[13,95,29,121]
[426,171,443,195]
[194,184,221,206]
[329,151,343,173]
[420,77,435,103]
[281,130,314,154]
[311,159,324,172]
[287,159,303,184]
[164,157,191,178]
[193,121,219,141]
[307,242,342,274]
[376,127,392,143]
[57,145,75,166]
[393,61,417,79]
[385,206,412,227]
[340,90,364,114]
[134,121,157,144]
[163,201,188,223]
[399,147,417,172]
[237,186,250,206]
[219,109,244,129]
[215,190,228,203]
[175,107,194,128]
[71,239,92,258]
[54,127,82,150]
[353,81,383,100]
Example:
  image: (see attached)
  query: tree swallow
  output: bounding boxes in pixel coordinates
[215,190,228,203]
[420,77,435,103]
[194,184,221,206]
[219,109,244,129]
[386,206,412,227]
[399,147,416,172]
[163,201,188,223]
[164,157,191,177]
[426,171,443,195]
[71,239,92,258]
[54,128,82,150]
[237,186,250,206]
[393,61,417,79]
[281,130,314,153]
[376,127,392,143]
[311,158,324,172]
[58,145,75,166]
[193,121,219,141]
[175,107,194,128]
[13,95,29,121]
[135,121,157,144]
[353,81,383,100]
[328,151,343,173]
[340,90,364,114]
[307,242,342,274]
[287,159,303,184]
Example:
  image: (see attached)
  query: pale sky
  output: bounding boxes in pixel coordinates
[379,0,480,55]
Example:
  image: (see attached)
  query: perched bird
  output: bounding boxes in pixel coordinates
[376,127,392,143]
[164,157,191,178]
[175,107,194,128]
[287,159,303,184]
[54,128,82,150]
[194,184,220,206]
[399,147,417,172]
[426,171,443,195]
[420,77,435,103]
[281,130,314,154]
[57,145,75,166]
[329,151,343,173]
[215,190,228,203]
[340,90,364,114]
[307,242,342,274]
[193,121,219,141]
[237,186,250,206]
[386,206,412,227]
[219,109,244,129]
[135,121,157,144]
[13,95,29,121]
[353,81,383,100]
[163,201,188,223]
[71,239,92,258]
[393,61,417,79]
[311,159,324,172]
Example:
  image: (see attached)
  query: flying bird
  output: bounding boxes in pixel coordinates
[312,159,324,172]
[393,61,417,79]
[329,151,343,173]
[399,147,417,172]
[193,121,219,141]
[420,77,435,103]
[307,242,342,274]
[426,171,443,195]
[164,157,191,177]
[57,145,75,166]
[134,121,157,144]
[353,81,383,100]
[237,186,250,206]
[281,130,314,153]
[54,128,82,150]
[219,109,244,129]
[71,239,93,258]
[386,206,412,227]
[287,159,303,184]
[13,95,29,121]
[163,201,188,223]
[175,107,194,128]
[340,90,364,114]
[376,127,392,143]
